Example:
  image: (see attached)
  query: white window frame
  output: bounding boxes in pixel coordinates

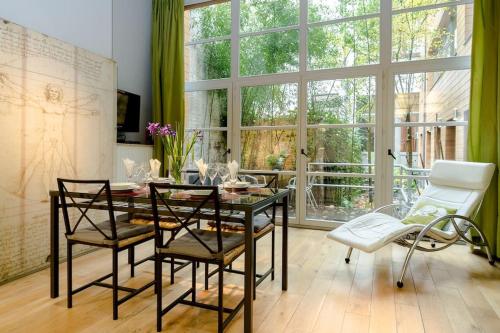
[184,0,474,228]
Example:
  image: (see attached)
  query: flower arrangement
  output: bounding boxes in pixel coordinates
[147,122,200,184]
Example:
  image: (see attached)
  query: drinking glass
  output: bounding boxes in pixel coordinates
[217,163,230,185]
[207,164,218,186]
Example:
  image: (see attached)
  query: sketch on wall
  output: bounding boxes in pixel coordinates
[0,18,116,281]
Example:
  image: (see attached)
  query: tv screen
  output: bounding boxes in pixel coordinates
[117,89,140,132]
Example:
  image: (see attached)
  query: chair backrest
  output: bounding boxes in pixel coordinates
[238,172,278,189]
[409,160,495,232]
[149,183,223,253]
[57,178,117,240]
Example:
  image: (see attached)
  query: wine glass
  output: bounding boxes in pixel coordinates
[217,163,230,185]
[123,159,137,183]
[207,164,218,186]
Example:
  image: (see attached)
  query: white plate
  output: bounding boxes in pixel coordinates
[186,189,213,196]
[224,181,250,189]
[110,182,139,191]
[152,177,172,184]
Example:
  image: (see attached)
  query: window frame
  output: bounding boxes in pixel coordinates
[183,0,474,227]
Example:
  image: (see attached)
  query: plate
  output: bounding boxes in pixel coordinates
[151,177,172,184]
[186,189,214,196]
[110,182,140,191]
[224,181,250,189]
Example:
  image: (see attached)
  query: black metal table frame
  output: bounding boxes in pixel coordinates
[49,189,289,333]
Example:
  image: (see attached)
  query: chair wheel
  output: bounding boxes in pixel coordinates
[397,281,404,288]
[431,243,436,248]
[489,260,495,266]
[345,258,350,264]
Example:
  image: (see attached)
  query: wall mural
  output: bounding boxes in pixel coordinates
[0,18,116,281]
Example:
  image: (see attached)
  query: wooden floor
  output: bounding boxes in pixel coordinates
[1,227,500,333]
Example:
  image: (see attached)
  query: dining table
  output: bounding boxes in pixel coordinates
[48,185,289,333]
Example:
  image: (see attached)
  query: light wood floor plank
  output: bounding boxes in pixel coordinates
[0,227,499,333]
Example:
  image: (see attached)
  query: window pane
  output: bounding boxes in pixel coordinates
[394,70,470,123]
[185,40,231,81]
[305,175,374,221]
[307,127,375,167]
[308,18,379,70]
[185,130,228,169]
[240,0,299,33]
[241,84,298,126]
[308,77,376,125]
[393,70,469,205]
[392,5,472,62]
[186,90,227,129]
[184,2,231,42]
[393,0,457,10]
[240,30,299,76]
[240,130,297,170]
[308,0,380,23]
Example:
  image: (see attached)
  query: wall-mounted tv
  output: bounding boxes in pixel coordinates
[117,89,140,132]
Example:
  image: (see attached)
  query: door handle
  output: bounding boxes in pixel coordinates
[387,149,396,160]
[301,149,309,158]
[223,148,231,157]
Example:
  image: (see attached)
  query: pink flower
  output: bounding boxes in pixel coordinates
[146,122,161,136]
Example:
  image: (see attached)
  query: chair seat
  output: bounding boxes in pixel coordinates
[327,212,458,253]
[67,221,155,248]
[131,216,181,230]
[207,214,273,233]
[157,229,245,265]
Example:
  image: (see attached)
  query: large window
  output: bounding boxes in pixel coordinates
[184,0,474,226]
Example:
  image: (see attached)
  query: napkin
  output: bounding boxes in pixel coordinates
[122,158,136,178]
[149,159,161,179]
[195,158,208,177]
[227,160,239,181]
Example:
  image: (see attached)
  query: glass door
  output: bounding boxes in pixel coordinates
[302,76,379,226]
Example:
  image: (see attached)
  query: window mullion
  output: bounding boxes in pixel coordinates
[230,0,240,164]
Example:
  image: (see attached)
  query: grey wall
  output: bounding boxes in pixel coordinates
[0,0,113,57]
[112,0,152,144]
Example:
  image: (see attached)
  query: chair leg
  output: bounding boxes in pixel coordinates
[204,263,209,290]
[398,243,419,288]
[129,246,135,278]
[67,242,72,308]
[192,261,196,302]
[112,248,118,320]
[345,247,353,264]
[253,239,257,300]
[271,229,275,280]
[218,263,224,333]
[170,257,175,285]
[156,254,163,332]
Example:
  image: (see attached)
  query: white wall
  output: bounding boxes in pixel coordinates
[0,0,112,58]
[112,0,152,144]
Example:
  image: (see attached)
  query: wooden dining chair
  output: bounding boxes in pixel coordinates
[57,178,156,320]
[150,183,245,333]
[205,172,278,299]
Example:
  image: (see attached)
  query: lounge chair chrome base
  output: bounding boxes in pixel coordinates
[345,247,353,264]
[396,214,495,288]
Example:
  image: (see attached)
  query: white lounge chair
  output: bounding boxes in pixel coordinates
[327,160,496,288]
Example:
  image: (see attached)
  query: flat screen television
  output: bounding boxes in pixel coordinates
[117,89,140,132]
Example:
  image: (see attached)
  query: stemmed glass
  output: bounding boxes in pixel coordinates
[218,163,230,185]
[207,164,218,186]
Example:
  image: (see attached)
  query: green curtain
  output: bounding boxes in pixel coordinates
[468,0,500,258]
[152,0,185,175]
